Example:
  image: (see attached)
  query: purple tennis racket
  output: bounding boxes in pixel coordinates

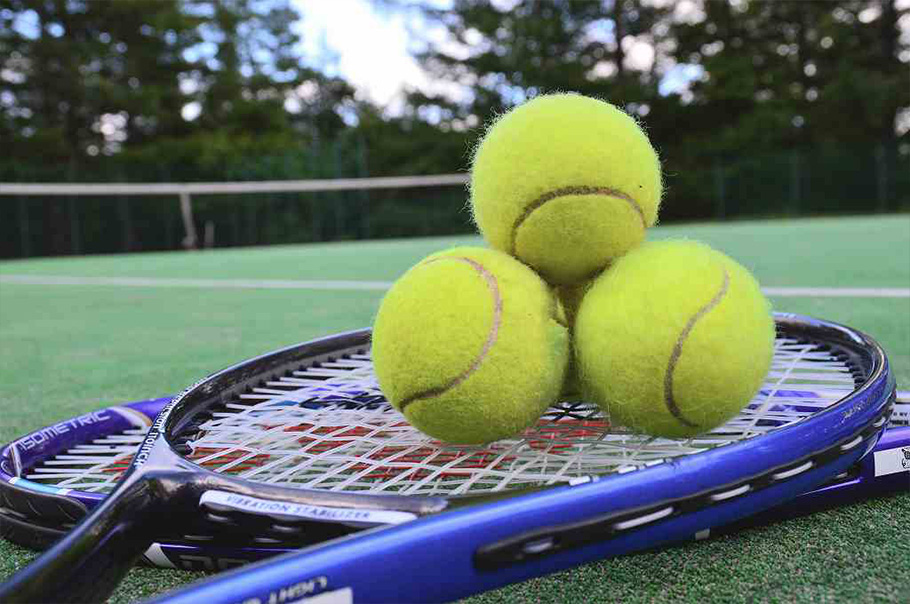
[2,394,907,572]
[0,314,899,603]
[0,398,312,570]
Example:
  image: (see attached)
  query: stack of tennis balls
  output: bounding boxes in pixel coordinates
[374,92,774,443]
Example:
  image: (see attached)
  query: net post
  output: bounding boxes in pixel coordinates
[356,134,371,238]
[179,190,198,250]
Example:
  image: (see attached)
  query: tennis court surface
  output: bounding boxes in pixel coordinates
[1,214,908,603]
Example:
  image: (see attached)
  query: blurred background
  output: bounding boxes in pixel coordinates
[1,0,908,259]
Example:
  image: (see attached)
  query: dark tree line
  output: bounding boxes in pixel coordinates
[404,0,908,219]
[1,0,907,257]
[1,0,355,162]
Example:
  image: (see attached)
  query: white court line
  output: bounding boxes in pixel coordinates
[0,275,908,298]
[0,275,393,291]
[761,287,910,298]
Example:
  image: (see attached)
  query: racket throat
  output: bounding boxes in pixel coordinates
[0,469,195,604]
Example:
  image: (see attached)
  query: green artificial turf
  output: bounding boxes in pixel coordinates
[1,214,908,602]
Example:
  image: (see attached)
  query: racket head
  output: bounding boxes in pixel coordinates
[0,398,159,553]
[159,316,894,504]
[0,398,165,511]
[0,314,896,604]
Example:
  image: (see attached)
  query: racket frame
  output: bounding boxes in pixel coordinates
[0,316,897,603]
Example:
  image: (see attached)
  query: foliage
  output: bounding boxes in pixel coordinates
[0,0,907,258]
[0,0,355,160]
[406,0,669,119]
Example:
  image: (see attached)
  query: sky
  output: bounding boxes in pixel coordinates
[292,0,910,116]
[292,0,699,112]
[293,0,435,111]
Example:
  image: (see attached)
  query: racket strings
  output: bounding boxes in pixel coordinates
[24,427,147,491]
[179,338,859,497]
[20,338,861,497]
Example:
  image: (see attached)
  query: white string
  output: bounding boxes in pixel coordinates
[25,338,870,497]
[27,428,146,491]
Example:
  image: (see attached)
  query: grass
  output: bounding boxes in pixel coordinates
[1,214,908,602]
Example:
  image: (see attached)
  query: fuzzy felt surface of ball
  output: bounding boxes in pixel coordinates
[470,93,662,285]
[574,240,774,438]
[372,246,570,444]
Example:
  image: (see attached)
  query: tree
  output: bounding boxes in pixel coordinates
[397,0,670,127]
[670,0,909,152]
[186,0,353,143]
[0,0,358,163]
[668,0,908,212]
[0,0,202,162]
[0,0,360,256]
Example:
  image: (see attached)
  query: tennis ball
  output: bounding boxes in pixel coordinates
[372,246,570,444]
[470,93,662,285]
[575,240,774,438]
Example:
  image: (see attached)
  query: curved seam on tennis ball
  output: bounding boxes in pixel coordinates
[398,257,503,410]
[663,267,731,428]
[509,186,646,255]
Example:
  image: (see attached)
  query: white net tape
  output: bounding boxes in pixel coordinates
[29,336,873,496]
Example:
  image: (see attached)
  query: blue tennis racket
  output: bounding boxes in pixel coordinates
[0,313,898,603]
[3,394,906,571]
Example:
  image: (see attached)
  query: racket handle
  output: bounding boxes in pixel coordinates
[0,472,159,603]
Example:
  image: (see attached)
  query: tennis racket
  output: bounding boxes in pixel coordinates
[0,313,897,603]
[0,397,281,570]
[2,393,908,571]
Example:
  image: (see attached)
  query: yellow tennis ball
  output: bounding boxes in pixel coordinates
[575,240,774,438]
[470,93,663,285]
[372,246,570,444]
